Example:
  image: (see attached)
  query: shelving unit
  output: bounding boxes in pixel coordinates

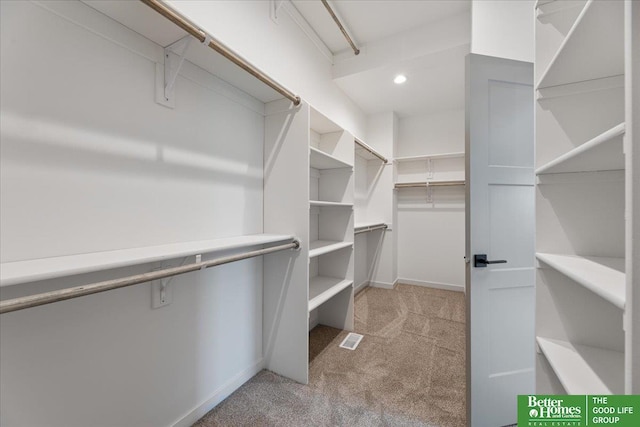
[534,0,636,395]
[536,337,624,395]
[394,152,465,187]
[307,106,355,332]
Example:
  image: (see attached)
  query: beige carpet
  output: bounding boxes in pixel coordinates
[194,284,466,427]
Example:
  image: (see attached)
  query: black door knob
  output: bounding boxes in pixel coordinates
[474,254,507,268]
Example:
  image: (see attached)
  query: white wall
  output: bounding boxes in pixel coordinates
[0,1,366,426]
[471,0,535,63]
[168,0,367,140]
[396,109,466,290]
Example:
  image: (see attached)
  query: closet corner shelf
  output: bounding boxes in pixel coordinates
[0,234,295,288]
[536,253,625,309]
[536,123,625,175]
[310,201,353,208]
[394,152,464,163]
[310,147,353,170]
[534,0,555,9]
[355,139,388,163]
[308,276,353,311]
[309,241,353,258]
[536,0,624,90]
[536,337,624,395]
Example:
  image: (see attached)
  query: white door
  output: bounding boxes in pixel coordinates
[465,54,535,427]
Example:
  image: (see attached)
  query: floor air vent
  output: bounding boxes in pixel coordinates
[339,333,364,350]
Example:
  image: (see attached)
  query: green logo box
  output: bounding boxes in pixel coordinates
[518,395,640,427]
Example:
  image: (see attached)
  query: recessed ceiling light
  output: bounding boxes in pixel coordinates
[394,74,407,84]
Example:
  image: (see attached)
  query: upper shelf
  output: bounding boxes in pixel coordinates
[310,147,352,170]
[310,201,353,208]
[395,180,466,189]
[536,0,624,89]
[354,222,386,232]
[536,337,624,394]
[536,253,625,309]
[536,123,625,175]
[0,234,294,287]
[394,152,464,163]
[354,139,388,163]
[309,240,353,258]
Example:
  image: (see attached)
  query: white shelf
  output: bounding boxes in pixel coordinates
[394,152,465,163]
[536,253,625,309]
[308,276,353,311]
[0,234,294,287]
[309,201,353,208]
[536,337,624,394]
[394,179,466,188]
[309,240,353,258]
[536,123,625,175]
[310,147,353,170]
[537,0,624,89]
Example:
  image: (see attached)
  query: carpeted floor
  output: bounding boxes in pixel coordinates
[193,284,466,427]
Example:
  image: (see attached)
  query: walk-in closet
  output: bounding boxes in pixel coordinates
[0,1,638,427]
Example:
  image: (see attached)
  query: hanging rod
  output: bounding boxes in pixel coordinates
[140,0,301,106]
[320,0,360,55]
[354,224,388,235]
[0,239,300,315]
[355,139,388,163]
[394,180,466,189]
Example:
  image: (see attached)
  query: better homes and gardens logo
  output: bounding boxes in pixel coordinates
[524,395,583,425]
[518,395,640,427]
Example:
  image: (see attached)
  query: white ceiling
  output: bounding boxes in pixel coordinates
[334,43,469,117]
[291,0,470,54]
[292,0,471,117]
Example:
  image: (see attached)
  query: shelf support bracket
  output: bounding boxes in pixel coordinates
[155,36,193,108]
[426,158,434,179]
[270,0,286,23]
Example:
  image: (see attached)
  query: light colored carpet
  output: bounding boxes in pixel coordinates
[193,284,466,427]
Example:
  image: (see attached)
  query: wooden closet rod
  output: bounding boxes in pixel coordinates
[321,0,360,55]
[0,239,300,314]
[140,0,301,106]
[355,139,388,163]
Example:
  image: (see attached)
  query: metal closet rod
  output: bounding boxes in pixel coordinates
[395,181,466,188]
[0,240,300,315]
[321,0,360,55]
[140,0,301,106]
[354,224,388,235]
[355,139,388,163]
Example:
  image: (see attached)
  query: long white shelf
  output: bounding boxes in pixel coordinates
[394,151,464,163]
[394,179,466,188]
[309,240,353,258]
[308,276,353,311]
[536,123,625,175]
[309,201,353,208]
[536,337,624,394]
[310,147,353,170]
[536,253,625,309]
[0,234,295,287]
[537,0,624,89]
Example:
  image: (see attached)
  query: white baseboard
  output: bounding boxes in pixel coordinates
[354,280,370,294]
[369,280,396,290]
[172,358,264,427]
[396,278,464,292]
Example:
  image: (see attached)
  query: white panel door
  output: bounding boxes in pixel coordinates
[466,54,535,427]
